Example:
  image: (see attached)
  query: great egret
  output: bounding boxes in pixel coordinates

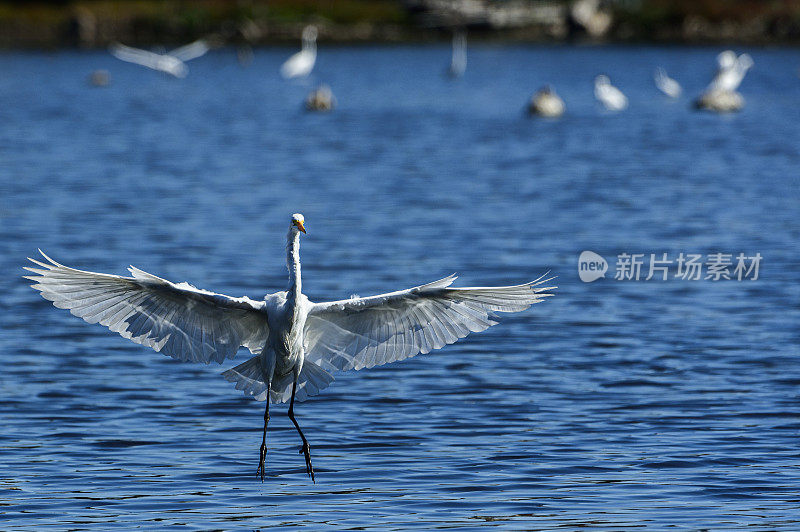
[109,40,210,78]
[654,68,682,98]
[281,25,317,79]
[24,214,555,482]
[528,85,565,118]
[594,75,628,111]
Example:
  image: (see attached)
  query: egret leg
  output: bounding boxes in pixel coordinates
[288,377,315,482]
[256,382,270,481]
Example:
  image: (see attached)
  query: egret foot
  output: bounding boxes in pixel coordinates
[299,441,315,482]
[257,443,267,481]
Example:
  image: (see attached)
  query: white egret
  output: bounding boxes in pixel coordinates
[528,85,565,118]
[594,75,628,111]
[109,39,210,78]
[654,67,682,98]
[447,30,467,78]
[280,25,317,79]
[24,214,555,482]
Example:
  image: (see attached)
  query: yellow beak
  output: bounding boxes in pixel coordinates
[296,220,306,233]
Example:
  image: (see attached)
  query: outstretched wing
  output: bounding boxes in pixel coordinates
[109,43,163,69]
[170,39,210,62]
[304,274,555,372]
[25,251,268,364]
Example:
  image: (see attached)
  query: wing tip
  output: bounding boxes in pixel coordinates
[25,250,61,276]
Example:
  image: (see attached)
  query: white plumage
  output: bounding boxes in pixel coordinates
[25,213,555,481]
[280,25,318,79]
[528,86,565,118]
[109,40,210,78]
[654,67,682,98]
[594,75,628,111]
[707,51,753,93]
[695,51,753,113]
[447,30,467,78]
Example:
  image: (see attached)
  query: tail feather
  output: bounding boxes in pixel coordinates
[222,356,269,401]
[222,356,334,404]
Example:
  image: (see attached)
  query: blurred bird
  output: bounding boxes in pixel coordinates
[707,51,753,93]
[109,40,210,78]
[25,214,555,482]
[528,85,565,118]
[281,25,317,79]
[594,75,628,111]
[305,84,336,112]
[654,67,682,98]
[88,69,110,87]
[447,30,467,78]
[695,51,753,113]
[694,89,744,113]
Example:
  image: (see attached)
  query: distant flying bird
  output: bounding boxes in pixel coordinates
[109,40,210,78]
[447,30,467,78]
[528,85,565,118]
[594,75,628,111]
[281,25,318,79]
[25,214,555,482]
[654,67,682,98]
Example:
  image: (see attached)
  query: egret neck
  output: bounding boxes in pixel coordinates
[287,226,302,300]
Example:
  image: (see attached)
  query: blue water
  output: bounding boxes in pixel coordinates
[1,44,799,529]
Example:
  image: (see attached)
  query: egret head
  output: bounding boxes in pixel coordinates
[291,213,306,234]
[595,74,610,86]
[302,25,318,43]
[717,50,736,70]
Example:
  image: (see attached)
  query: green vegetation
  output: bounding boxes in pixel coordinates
[0,0,798,48]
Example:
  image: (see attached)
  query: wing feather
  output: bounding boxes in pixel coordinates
[170,39,210,62]
[305,274,555,372]
[25,251,268,364]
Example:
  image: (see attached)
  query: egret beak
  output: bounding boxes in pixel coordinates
[296,220,306,233]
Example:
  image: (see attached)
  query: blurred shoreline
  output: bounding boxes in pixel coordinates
[1,0,799,49]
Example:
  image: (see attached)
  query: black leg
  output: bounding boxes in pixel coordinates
[256,382,270,481]
[288,377,315,482]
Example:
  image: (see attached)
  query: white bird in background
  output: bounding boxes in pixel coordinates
[695,51,753,113]
[707,50,753,92]
[654,67,682,98]
[281,25,318,79]
[24,214,555,482]
[528,85,566,118]
[594,74,628,111]
[447,30,467,78]
[305,84,336,112]
[109,39,210,78]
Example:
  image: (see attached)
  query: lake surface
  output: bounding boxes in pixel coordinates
[1,44,799,529]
